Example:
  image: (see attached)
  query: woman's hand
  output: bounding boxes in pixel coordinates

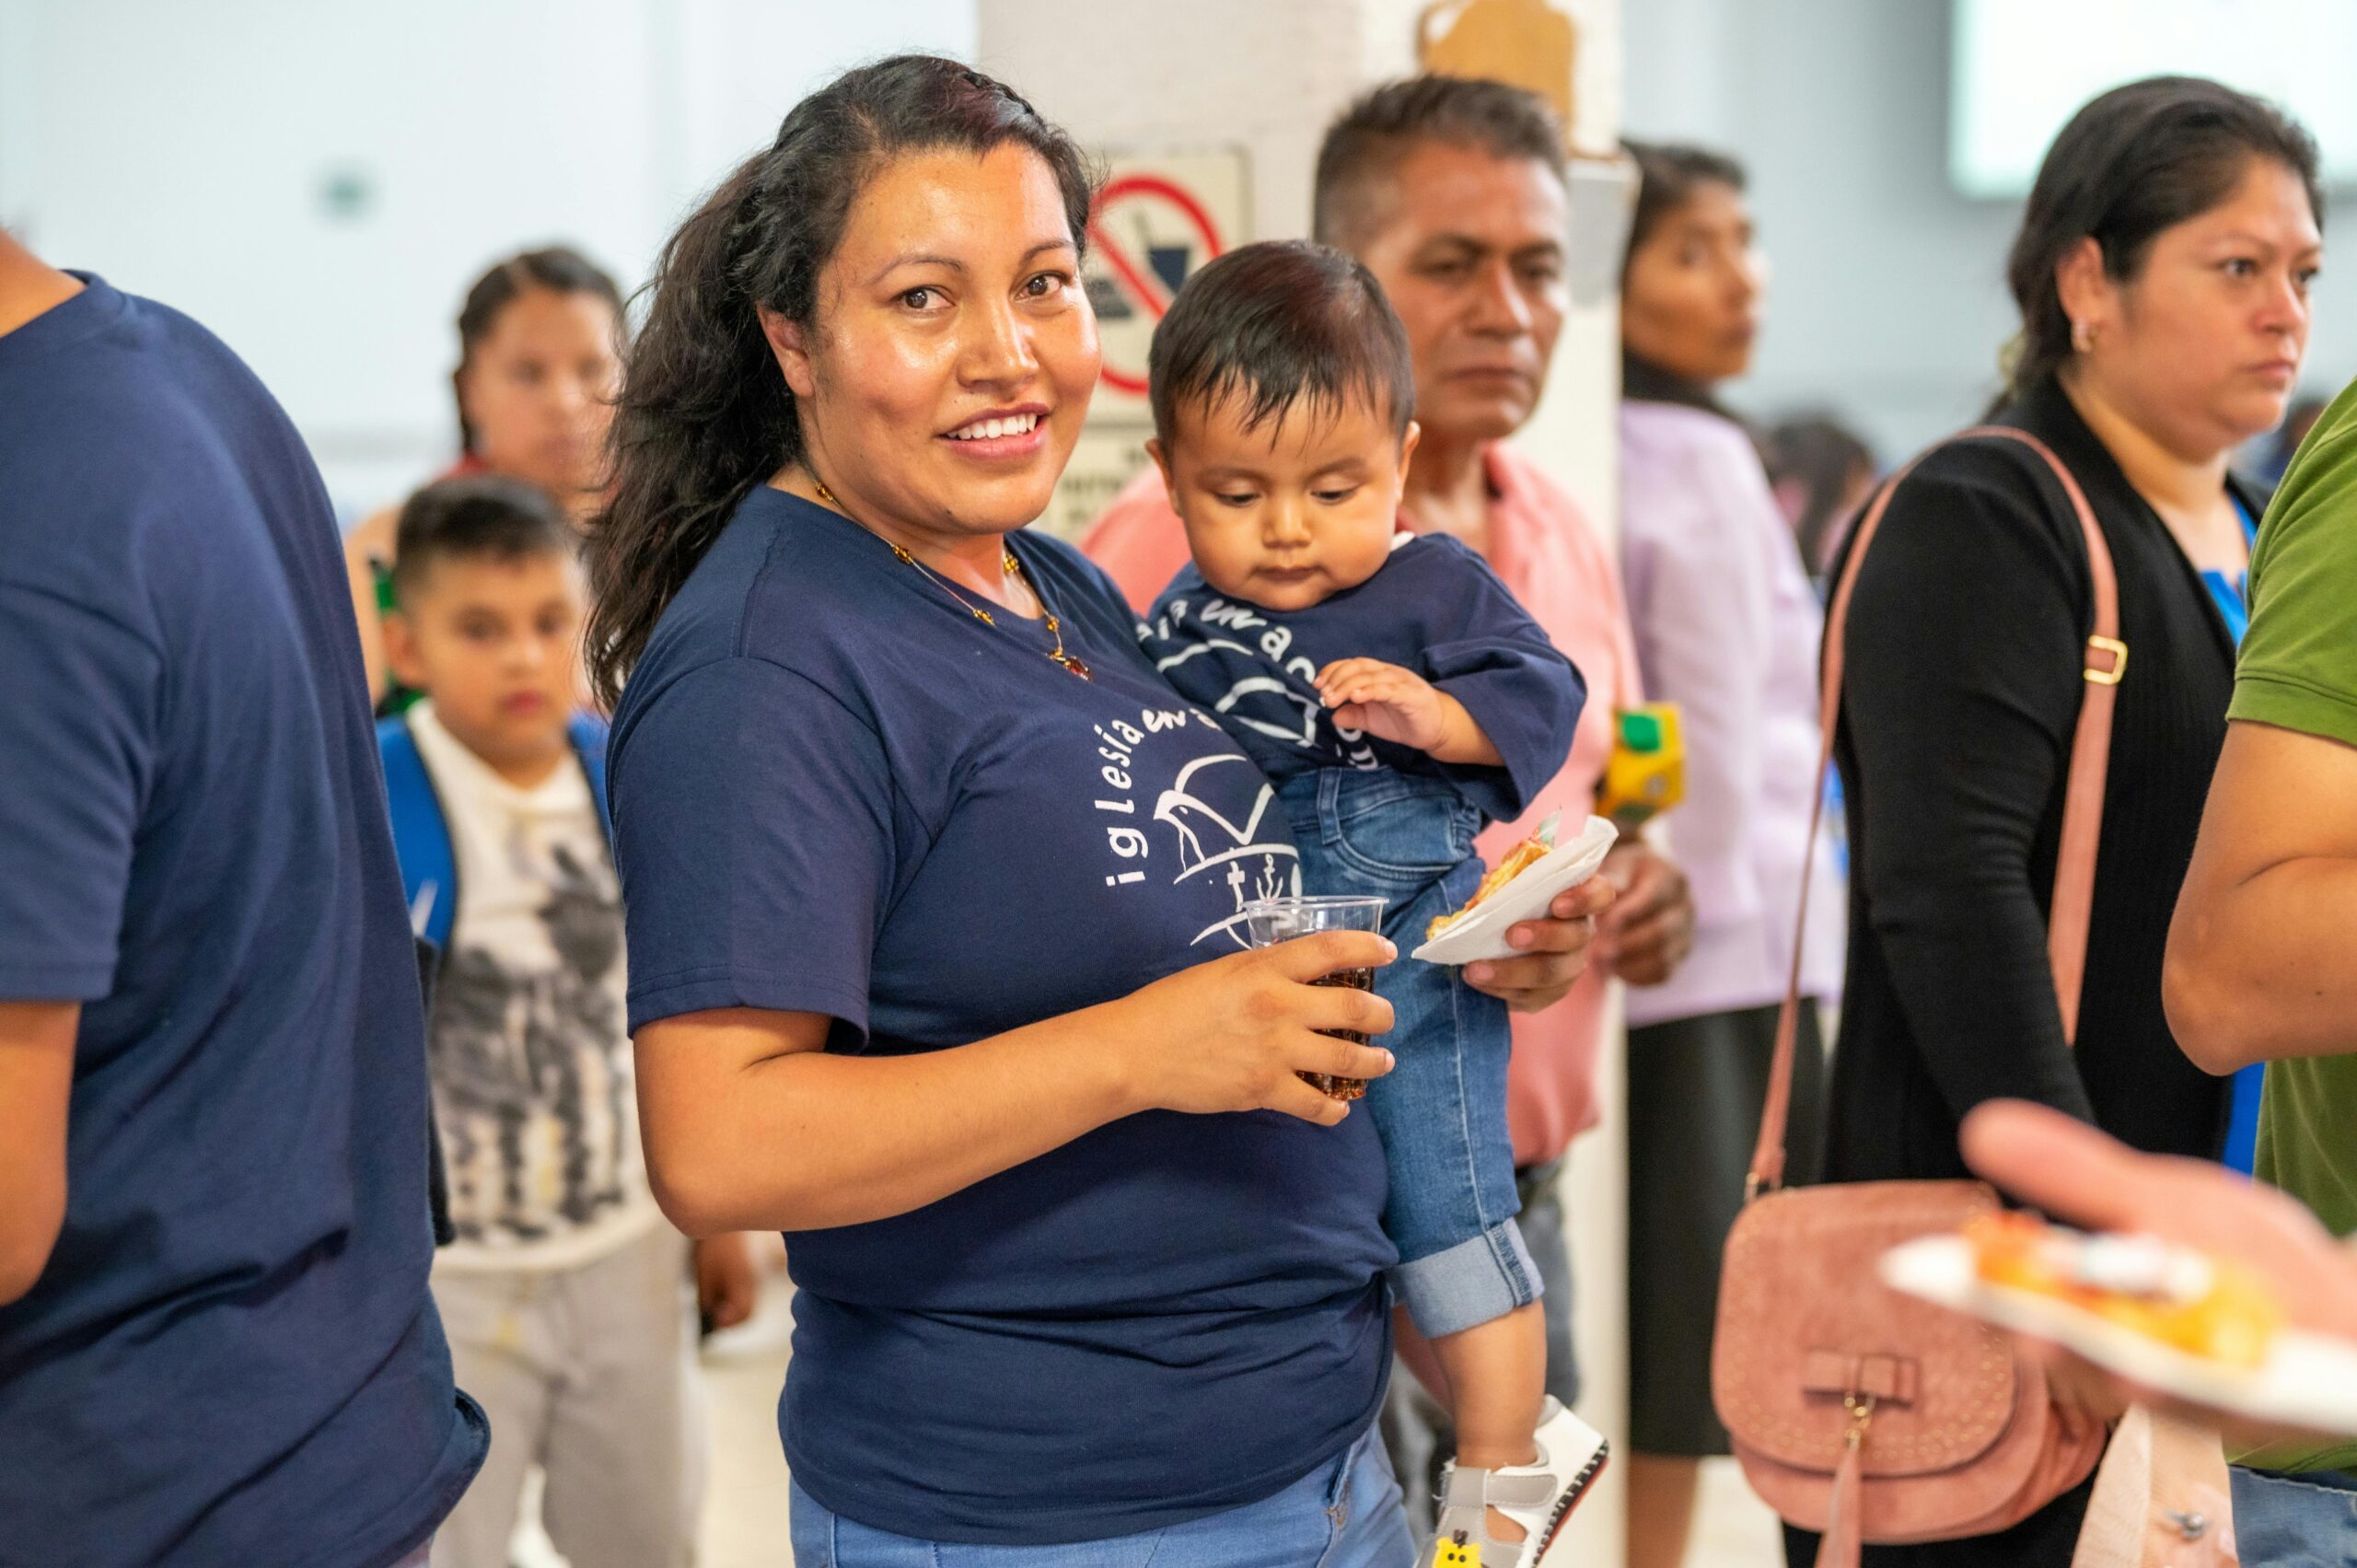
[692,1232,761,1330]
[1465,875,1617,1012]
[1118,931,1399,1126]
[1595,842,1695,987]
[638,940,1399,1236]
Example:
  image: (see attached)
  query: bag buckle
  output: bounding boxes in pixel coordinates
[1842,1392,1877,1453]
[2084,635,2128,686]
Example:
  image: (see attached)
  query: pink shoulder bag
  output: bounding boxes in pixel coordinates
[1710,427,2118,1566]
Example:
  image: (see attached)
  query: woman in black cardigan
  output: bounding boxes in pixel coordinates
[1788,77,2325,1567]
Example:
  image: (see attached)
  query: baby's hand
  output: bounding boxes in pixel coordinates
[1316,658,1449,752]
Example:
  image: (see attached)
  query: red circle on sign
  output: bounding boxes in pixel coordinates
[1086,173,1227,396]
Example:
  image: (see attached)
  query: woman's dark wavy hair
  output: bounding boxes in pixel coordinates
[2000,75,2320,406]
[583,54,1097,706]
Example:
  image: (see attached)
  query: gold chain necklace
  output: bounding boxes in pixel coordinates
[812,476,1092,680]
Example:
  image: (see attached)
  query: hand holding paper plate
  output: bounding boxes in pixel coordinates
[1411,812,1620,966]
[1881,1217,2357,1434]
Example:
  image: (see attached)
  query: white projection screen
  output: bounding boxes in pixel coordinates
[1950,0,2357,198]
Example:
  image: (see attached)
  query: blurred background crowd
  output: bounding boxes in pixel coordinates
[6,3,2353,1566]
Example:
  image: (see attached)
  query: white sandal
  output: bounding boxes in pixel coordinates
[1421,1398,1609,1567]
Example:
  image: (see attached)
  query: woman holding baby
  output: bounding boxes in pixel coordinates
[586,54,1606,1568]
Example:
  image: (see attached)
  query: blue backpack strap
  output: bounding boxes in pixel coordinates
[569,713,612,851]
[377,714,458,953]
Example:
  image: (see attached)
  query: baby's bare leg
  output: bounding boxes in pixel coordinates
[1430,1299,1549,1542]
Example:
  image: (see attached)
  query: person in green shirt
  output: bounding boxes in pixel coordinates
[2166,373,2357,1557]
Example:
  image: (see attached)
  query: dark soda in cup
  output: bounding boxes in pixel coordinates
[1242,897,1387,1102]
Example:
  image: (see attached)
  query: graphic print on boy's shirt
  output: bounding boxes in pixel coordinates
[1141,534,1586,825]
[409,703,656,1270]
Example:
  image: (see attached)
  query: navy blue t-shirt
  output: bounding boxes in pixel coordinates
[609,488,1395,1544]
[0,279,486,1568]
[1142,534,1585,824]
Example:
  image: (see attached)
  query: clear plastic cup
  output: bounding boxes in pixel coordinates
[1243,894,1388,1101]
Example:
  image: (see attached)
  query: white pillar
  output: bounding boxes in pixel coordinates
[1508,6,1632,1562]
[979,7,1630,1560]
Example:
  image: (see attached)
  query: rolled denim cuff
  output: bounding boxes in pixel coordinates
[1390,1217,1543,1339]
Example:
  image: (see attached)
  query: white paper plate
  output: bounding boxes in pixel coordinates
[1881,1235,2357,1434]
[1410,815,1620,966]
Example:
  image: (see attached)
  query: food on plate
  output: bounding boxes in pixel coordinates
[1425,812,1560,943]
[1962,1210,2282,1370]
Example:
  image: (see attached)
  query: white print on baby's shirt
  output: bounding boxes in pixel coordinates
[1086,702,1300,949]
[1144,596,1381,771]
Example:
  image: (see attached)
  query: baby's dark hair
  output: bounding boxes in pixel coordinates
[1148,239,1416,450]
[392,475,577,601]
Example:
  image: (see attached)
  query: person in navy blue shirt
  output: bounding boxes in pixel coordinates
[1136,240,1602,1568]
[580,58,1610,1568]
[0,233,485,1565]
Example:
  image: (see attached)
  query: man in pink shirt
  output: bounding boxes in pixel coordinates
[1083,75,1694,1476]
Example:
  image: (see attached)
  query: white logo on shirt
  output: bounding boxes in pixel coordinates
[1156,640,1324,748]
[1147,596,1382,769]
[1154,754,1299,946]
[1088,703,1300,948]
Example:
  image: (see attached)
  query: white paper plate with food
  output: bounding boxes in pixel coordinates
[1411,813,1620,967]
[1881,1219,2357,1434]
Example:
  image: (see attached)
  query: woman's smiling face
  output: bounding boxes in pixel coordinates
[763,142,1101,541]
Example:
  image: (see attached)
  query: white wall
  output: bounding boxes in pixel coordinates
[0,0,974,517]
[1621,0,2355,464]
[974,0,1628,535]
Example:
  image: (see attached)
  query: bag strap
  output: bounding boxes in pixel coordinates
[569,712,614,852]
[1747,426,2125,1194]
[2070,1405,2235,1568]
[377,713,458,955]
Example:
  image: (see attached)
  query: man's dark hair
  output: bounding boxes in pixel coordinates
[1148,239,1416,449]
[1313,75,1567,250]
[391,474,576,600]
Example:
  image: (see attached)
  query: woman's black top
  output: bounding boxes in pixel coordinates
[1817,377,2255,1183]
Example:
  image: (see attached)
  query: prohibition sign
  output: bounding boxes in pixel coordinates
[1086,172,1227,396]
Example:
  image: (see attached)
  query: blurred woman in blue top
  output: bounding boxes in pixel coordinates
[582,56,1611,1566]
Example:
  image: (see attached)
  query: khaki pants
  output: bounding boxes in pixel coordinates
[430,1225,702,1568]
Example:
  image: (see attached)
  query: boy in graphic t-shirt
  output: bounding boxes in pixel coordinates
[1136,240,1604,1568]
[377,476,756,1568]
